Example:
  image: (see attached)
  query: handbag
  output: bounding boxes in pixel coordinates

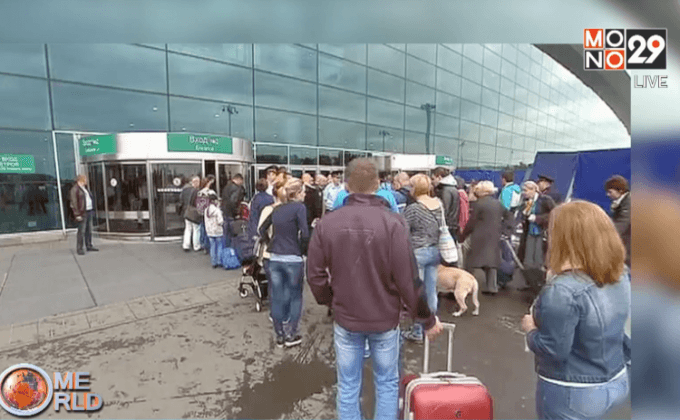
[436,200,459,264]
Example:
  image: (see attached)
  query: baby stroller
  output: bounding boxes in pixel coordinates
[238,237,269,312]
[502,231,547,298]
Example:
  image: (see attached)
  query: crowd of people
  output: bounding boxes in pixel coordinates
[169,159,631,420]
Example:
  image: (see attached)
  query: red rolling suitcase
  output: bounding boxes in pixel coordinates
[400,323,493,419]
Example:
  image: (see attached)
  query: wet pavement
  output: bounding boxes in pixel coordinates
[0,239,631,419]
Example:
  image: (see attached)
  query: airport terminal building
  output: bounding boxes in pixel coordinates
[0,44,630,240]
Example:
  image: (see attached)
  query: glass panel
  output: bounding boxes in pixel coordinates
[461,142,479,166]
[255,108,316,145]
[436,91,461,117]
[462,58,483,83]
[254,44,317,81]
[434,136,457,157]
[55,133,78,229]
[437,46,462,74]
[497,129,512,148]
[344,151,363,165]
[0,74,51,130]
[461,79,482,103]
[318,118,366,150]
[48,44,167,93]
[434,113,459,137]
[513,119,526,135]
[289,147,318,165]
[479,125,497,145]
[406,56,435,87]
[512,134,525,150]
[255,71,316,114]
[463,44,484,64]
[367,126,403,153]
[169,97,253,139]
[168,53,252,104]
[514,103,527,120]
[443,44,463,53]
[499,95,515,115]
[218,163,249,201]
[407,44,436,64]
[387,44,406,51]
[516,68,530,88]
[319,44,367,64]
[480,106,498,127]
[367,98,404,129]
[501,61,517,80]
[0,44,46,77]
[104,163,149,233]
[318,148,343,166]
[498,111,514,131]
[460,99,481,122]
[404,131,427,154]
[502,44,518,63]
[256,144,288,164]
[500,77,515,97]
[515,86,529,104]
[460,121,480,142]
[495,147,511,166]
[368,69,405,103]
[88,163,106,230]
[483,48,501,73]
[482,87,500,110]
[405,106,428,133]
[405,82,435,108]
[167,44,252,66]
[151,163,202,237]
[319,86,366,122]
[486,44,503,55]
[0,129,60,234]
[319,54,367,93]
[482,68,501,92]
[478,144,496,163]
[51,82,168,132]
[436,70,461,95]
[368,44,405,77]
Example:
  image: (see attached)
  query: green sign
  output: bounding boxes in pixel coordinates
[436,155,454,165]
[80,134,117,156]
[167,134,233,154]
[0,154,35,173]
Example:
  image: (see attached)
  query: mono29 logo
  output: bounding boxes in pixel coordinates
[584,28,667,70]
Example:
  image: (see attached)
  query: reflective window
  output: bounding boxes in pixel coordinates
[462,58,483,84]
[48,44,167,93]
[319,54,366,93]
[516,69,530,88]
[367,69,405,103]
[461,142,478,165]
[319,44,367,64]
[531,46,544,63]
[526,120,537,137]
[436,70,461,95]
[513,119,526,135]
[483,48,501,73]
[367,98,404,129]
[434,136,456,157]
[514,103,527,120]
[367,125,403,153]
[502,45,518,63]
[405,81,435,108]
[167,44,252,67]
[499,95,515,115]
[531,60,543,78]
[516,52,531,71]
[319,86,366,122]
[463,44,484,65]
[168,53,252,104]
[0,75,51,130]
[481,88,500,110]
[498,112,514,131]
[437,46,462,74]
[105,163,150,233]
[169,97,253,139]
[442,44,463,53]
[344,151,364,165]
[512,134,525,150]
[387,44,406,51]
[529,76,541,93]
[461,79,482,103]
[501,61,516,80]
[479,125,496,145]
[55,133,78,229]
[434,113,459,138]
[495,147,511,165]
[318,148,343,166]
[368,45,405,77]
[255,108,316,145]
[528,92,539,108]
[480,106,498,127]
[496,129,512,148]
[255,71,316,114]
[406,57,435,87]
[0,44,46,77]
[0,129,61,234]
[525,138,537,152]
[407,44,436,64]
[460,100,481,122]
[289,146,318,165]
[460,121,480,142]
[517,44,533,57]
[486,44,503,55]
[256,144,288,164]
[404,131,427,154]
[436,91,461,117]
[500,77,515,97]
[405,106,428,133]
[254,44,317,81]
[51,82,168,132]
[318,117,366,150]
[478,144,496,163]
[482,68,500,92]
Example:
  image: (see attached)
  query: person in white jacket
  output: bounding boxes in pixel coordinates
[204,192,224,268]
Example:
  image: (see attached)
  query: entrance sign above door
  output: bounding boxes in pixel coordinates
[0,154,35,173]
[167,134,233,154]
[80,134,117,156]
[436,155,454,165]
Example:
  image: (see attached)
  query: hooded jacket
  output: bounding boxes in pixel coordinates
[434,174,460,237]
[500,183,522,211]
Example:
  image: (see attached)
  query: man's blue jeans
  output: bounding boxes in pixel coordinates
[536,369,629,420]
[334,323,400,420]
[267,260,304,339]
[412,246,440,338]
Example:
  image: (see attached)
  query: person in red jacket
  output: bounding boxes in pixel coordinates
[307,158,443,420]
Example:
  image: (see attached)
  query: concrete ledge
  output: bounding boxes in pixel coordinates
[0,230,68,248]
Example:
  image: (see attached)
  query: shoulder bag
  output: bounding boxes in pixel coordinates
[435,199,459,264]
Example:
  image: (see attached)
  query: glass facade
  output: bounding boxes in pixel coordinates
[0,43,630,236]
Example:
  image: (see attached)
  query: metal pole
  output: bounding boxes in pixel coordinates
[51,131,67,235]
[425,110,431,154]
[228,113,232,136]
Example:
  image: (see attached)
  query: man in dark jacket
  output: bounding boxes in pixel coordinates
[69,174,98,255]
[221,174,245,246]
[537,174,563,204]
[605,175,631,266]
[248,178,275,239]
[179,176,201,252]
[302,173,323,229]
[392,171,415,213]
[307,158,443,420]
[433,167,460,267]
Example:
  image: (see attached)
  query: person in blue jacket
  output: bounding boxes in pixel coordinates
[333,184,400,213]
[500,171,522,213]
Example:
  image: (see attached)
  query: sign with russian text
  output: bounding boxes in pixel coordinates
[436,155,454,165]
[79,135,117,157]
[0,154,35,173]
[167,134,233,154]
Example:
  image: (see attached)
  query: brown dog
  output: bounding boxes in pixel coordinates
[437,265,480,317]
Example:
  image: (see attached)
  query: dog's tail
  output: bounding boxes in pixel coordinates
[472,277,480,310]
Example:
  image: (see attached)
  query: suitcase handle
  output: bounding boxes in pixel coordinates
[423,322,455,374]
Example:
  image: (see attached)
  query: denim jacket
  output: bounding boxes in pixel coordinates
[527,268,631,383]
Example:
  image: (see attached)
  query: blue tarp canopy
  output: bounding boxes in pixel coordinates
[526,152,578,203]
[454,169,529,191]
[572,148,631,212]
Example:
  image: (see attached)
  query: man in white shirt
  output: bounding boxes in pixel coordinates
[323,171,344,212]
[69,174,98,255]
